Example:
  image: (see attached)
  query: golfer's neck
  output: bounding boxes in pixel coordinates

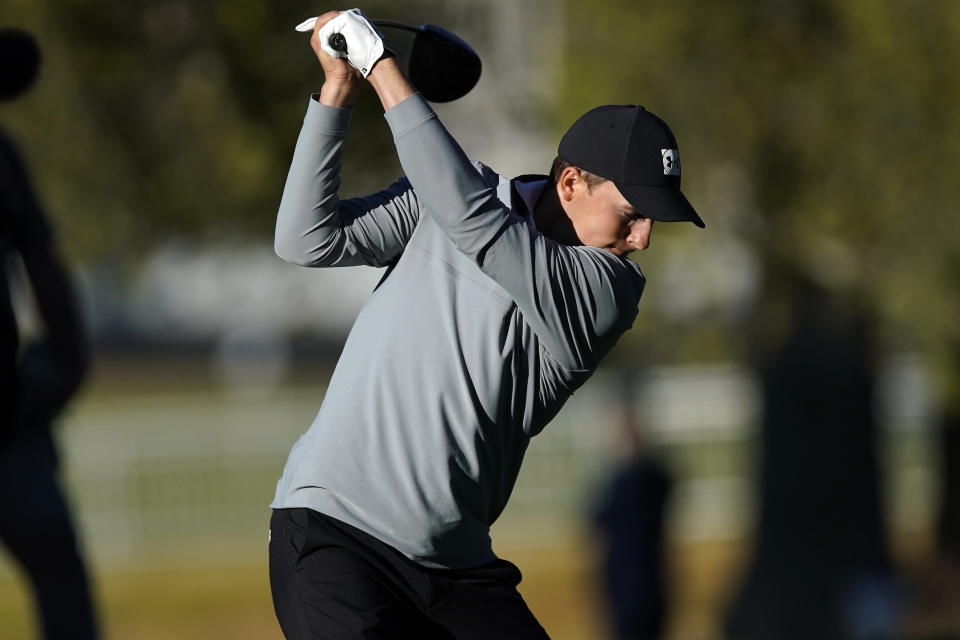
[533,188,580,247]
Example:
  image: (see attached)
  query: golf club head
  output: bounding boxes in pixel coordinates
[408,24,481,103]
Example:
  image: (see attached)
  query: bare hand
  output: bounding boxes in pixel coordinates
[309,11,361,106]
[310,11,361,79]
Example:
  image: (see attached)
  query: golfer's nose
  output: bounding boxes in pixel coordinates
[628,218,653,251]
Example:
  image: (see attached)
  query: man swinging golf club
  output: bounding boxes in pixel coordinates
[269,9,704,638]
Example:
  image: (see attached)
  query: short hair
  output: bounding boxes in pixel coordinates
[549,156,607,193]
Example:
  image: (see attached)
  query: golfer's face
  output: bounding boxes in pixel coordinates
[578,181,653,257]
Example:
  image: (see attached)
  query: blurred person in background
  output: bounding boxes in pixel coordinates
[591,399,672,640]
[725,274,900,640]
[0,28,99,640]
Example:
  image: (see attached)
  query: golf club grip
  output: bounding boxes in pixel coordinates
[328,32,347,53]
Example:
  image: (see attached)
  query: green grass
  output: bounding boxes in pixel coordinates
[0,534,738,640]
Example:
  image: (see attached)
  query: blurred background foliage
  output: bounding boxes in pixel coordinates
[3,0,401,264]
[560,0,960,372]
[2,0,957,369]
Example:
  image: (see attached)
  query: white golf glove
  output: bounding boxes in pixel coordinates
[294,9,385,77]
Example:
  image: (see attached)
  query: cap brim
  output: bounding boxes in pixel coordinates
[615,183,705,228]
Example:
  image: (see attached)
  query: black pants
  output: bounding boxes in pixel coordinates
[0,429,99,640]
[269,508,550,639]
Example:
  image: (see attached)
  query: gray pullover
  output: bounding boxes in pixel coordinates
[271,93,645,569]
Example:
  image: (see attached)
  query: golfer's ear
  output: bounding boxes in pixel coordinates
[558,166,580,202]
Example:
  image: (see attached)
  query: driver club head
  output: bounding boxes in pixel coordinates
[407,24,481,103]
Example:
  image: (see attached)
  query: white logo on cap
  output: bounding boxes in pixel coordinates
[661,149,681,176]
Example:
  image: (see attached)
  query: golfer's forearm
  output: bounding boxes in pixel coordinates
[318,79,359,108]
[384,94,505,262]
[366,58,415,112]
[275,100,351,266]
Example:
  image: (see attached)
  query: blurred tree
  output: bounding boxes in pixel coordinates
[726,276,894,640]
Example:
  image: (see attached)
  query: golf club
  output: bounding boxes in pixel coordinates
[296,16,482,103]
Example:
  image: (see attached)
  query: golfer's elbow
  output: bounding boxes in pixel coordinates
[274,232,313,266]
[274,204,314,264]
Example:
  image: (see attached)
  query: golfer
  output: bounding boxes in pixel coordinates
[269,9,703,638]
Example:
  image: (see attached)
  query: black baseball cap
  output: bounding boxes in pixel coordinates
[558,105,704,228]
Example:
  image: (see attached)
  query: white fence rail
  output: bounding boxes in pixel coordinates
[3,356,938,573]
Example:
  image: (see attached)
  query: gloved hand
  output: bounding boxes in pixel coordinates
[295,9,385,77]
